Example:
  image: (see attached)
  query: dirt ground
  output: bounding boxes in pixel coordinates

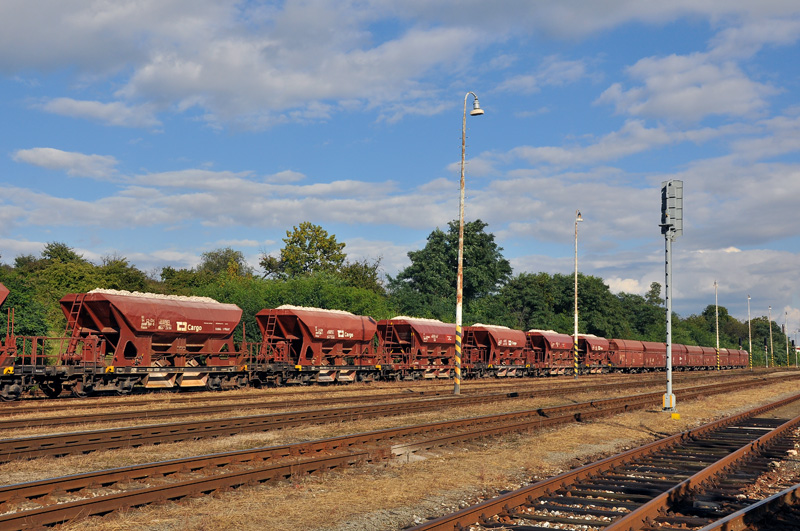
[23,372,800,530]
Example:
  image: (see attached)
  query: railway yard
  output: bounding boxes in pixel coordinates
[0,370,799,530]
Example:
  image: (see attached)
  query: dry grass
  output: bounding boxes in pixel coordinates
[37,374,800,531]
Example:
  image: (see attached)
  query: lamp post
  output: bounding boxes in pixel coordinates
[769,305,774,368]
[573,210,583,380]
[747,295,752,371]
[794,328,799,368]
[714,281,720,370]
[785,312,789,367]
[454,91,484,396]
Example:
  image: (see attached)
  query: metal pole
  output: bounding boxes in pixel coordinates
[573,210,582,380]
[454,91,483,395]
[769,305,774,368]
[663,234,675,411]
[714,281,720,370]
[785,312,789,367]
[747,295,752,371]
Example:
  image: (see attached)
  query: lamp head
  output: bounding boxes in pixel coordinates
[470,98,484,116]
[576,211,583,222]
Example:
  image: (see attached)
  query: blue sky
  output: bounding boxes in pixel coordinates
[2,1,800,327]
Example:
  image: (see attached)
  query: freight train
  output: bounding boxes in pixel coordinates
[0,285,749,400]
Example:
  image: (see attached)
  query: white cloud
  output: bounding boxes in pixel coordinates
[497,56,587,94]
[505,120,720,167]
[709,17,800,59]
[597,53,777,121]
[12,148,118,179]
[38,98,161,128]
[1,1,797,129]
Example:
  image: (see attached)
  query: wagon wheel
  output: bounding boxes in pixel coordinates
[205,376,222,392]
[115,380,133,396]
[71,380,90,398]
[0,384,20,402]
[40,380,63,399]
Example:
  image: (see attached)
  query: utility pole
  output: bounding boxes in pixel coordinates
[715,280,720,370]
[769,306,774,369]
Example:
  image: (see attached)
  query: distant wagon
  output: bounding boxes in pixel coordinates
[377,317,456,379]
[527,329,574,375]
[463,324,528,377]
[642,341,667,370]
[579,334,610,373]
[254,305,378,384]
[607,338,645,371]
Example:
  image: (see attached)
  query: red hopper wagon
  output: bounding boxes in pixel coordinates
[463,324,528,377]
[254,305,378,384]
[59,289,245,394]
[377,317,456,380]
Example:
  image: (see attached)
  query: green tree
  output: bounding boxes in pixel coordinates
[260,222,346,278]
[0,271,48,337]
[337,257,385,294]
[645,282,663,306]
[197,247,253,277]
[388,219,511,319]
[160,266,215,294]
[99,254,149,291]
[41,242,86,263]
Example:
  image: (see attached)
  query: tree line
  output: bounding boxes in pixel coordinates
[0,221,793,367]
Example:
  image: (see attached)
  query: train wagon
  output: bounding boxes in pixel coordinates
[377,317,455,379]
[463,324,529,377]
[579,334,610,373]
[671,343,688,369]
[527,329,574,375]
[642,341,667,370]
[607,339,645,371]
[700,346,719,368]
[59,289,245,395]
[685,345,704,368]
[254,305,379,384]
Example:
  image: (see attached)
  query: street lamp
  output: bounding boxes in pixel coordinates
[714,281,720,370]
[454,91,484,396]
[785,312,789,367]
[747,295,752,371]
[769,305,774,368]
[573,210,583,380]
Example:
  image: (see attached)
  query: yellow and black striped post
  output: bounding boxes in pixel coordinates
[454,325,462,395]
[716,347,720,370]
[573,342,579,379]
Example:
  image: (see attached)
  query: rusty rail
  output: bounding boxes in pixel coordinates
[696,482,800,530]
[0,380,789,529]
[0,377,684,430]
[0,378,769,462]
[408,392,800,530]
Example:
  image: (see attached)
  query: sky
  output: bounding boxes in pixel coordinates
[1,1,799,328]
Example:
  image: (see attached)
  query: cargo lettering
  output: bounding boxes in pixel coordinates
[177,321,203,332]
[337,330,354,339]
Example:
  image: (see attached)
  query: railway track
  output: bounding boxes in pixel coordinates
[408,394,800,530]
[0,368,759,409]
[699,482,800,530]
[0,377,714,430]
[0,377,781,462]
[0,372,763,431]
[0,378,779,529]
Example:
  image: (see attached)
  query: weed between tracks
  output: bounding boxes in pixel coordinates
[4,373,797,530]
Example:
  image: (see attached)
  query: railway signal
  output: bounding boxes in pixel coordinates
[661,180,682,414]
